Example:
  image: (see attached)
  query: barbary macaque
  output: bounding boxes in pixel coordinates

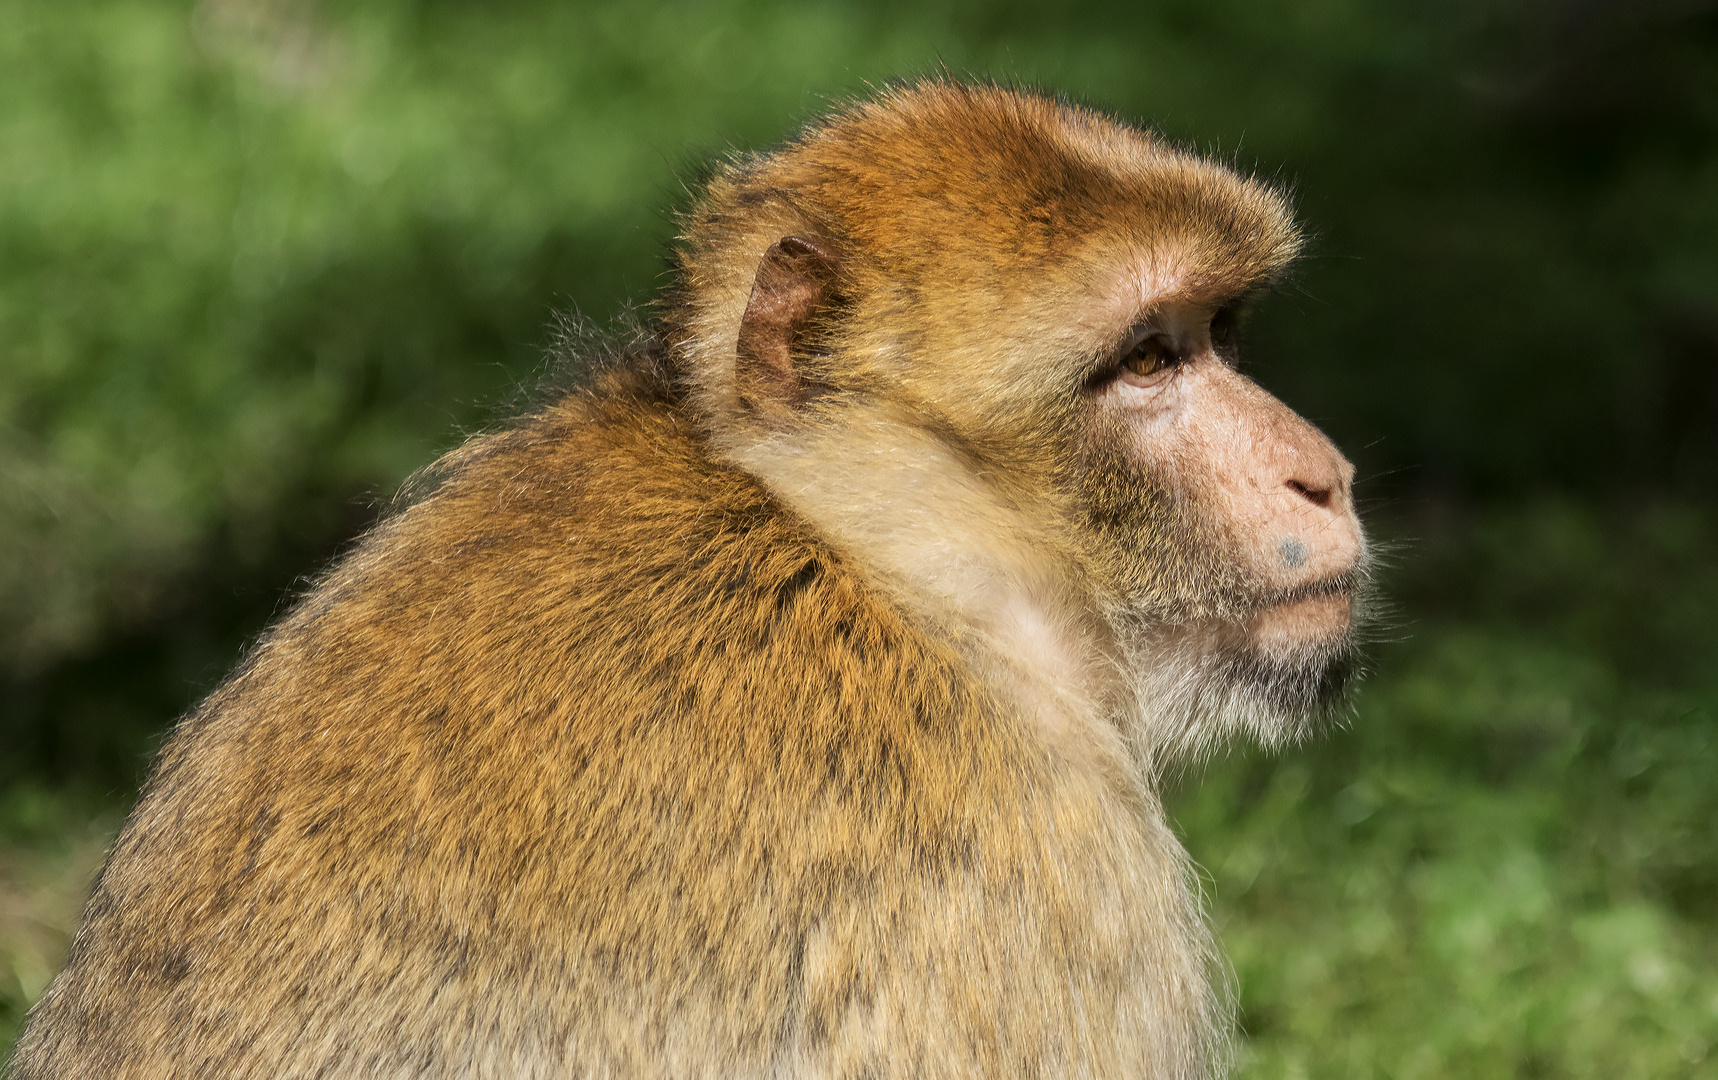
[10,81,1366,1079]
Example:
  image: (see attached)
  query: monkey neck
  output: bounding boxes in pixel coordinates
[719,406,1132,771]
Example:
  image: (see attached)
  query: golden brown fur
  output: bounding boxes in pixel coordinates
[9,81,1363,1079]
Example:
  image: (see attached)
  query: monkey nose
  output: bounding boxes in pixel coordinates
[1209,363,1364,589]
[1284,477,1334,509]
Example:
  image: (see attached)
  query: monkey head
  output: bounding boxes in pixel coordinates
[673,82,1368,763]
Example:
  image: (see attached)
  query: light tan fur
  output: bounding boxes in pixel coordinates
[9,81,1365,1079]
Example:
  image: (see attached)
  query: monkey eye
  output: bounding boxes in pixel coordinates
[1121,332,1178,379]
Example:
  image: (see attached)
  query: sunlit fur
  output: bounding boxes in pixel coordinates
[10,81,1361,1080]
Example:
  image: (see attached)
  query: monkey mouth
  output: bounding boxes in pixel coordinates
[1259,568,1365,610]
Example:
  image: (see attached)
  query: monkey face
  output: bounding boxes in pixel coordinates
[1082,300,1364,618]
[1072,297,1368,752]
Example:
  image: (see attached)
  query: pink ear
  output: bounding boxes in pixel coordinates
[735,235,838,409]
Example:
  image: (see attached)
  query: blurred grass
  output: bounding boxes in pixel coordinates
[0,0,1714,1074]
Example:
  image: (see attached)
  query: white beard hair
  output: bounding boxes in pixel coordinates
[1111,612,1363,771]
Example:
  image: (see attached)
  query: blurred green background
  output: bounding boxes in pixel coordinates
[1,0,1715,1074]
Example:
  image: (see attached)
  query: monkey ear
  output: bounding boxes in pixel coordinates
[735,235,839,409]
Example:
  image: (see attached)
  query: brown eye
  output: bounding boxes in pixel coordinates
[1122,334,1177,378]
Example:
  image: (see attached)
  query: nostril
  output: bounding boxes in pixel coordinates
[1284,478,1333,508]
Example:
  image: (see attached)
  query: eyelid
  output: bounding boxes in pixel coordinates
[1122,326,1182,364]
[1122,324,1164,350]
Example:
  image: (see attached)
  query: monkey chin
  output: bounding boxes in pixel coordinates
[1227,590,1360,743]
[1248,591,1353,653]
[1119,590,1361,763]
